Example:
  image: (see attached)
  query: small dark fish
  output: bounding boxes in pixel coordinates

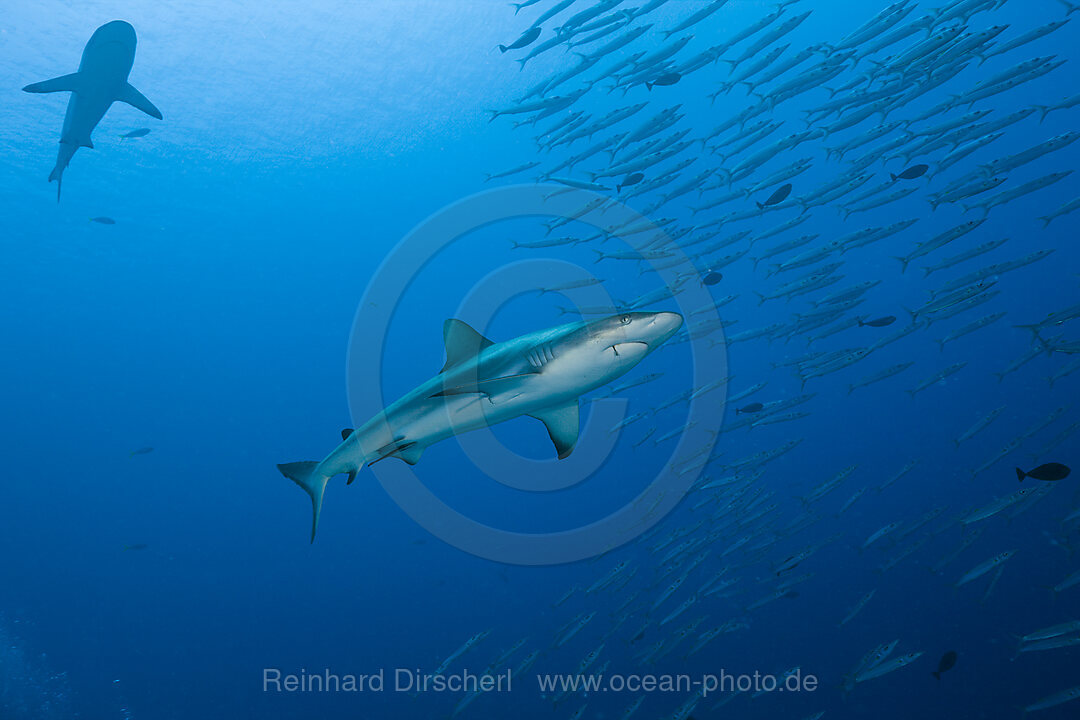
[1016,463,1071,482]
[776,556,801,575]
[129,446,154,457]
[120,128,150,139]
[859,315,896,327]
[932,650,957,680]
[646,72,681,91]
[757,183,792,209]
[89,216,116,225]
[498,26,541,53]
[702,271,723,286]
[123,543,149,551]
[736,402,764,415]
[617,172,644,192]
[891,164,929,181]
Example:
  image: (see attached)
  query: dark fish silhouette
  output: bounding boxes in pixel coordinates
[736,402,764,414]
[617,172,644,192]
[498,26,541,53]
[859,315,896,327]
[89,216,116,225]
[891,164,929,181]
[646,72,681,91]
[23,21,162,201]
[757,183,792,209]
[120,128,150,139]
[702,271,723,285]
[129,446,154,457]
[932,650,957,679]
[1016,463,1071,482]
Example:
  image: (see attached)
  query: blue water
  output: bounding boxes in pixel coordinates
[2,0,1079,718]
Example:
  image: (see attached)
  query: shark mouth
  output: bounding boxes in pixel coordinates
[610,342,649,357]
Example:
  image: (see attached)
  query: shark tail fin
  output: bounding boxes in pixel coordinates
[48,143,79,203]
[277,461,330,543]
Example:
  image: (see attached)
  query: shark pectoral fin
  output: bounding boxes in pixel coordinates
[431,373,538,399]
[277,461,329,543]
[530,401,580,459]
[23,72,84,94]
[118,82,163,119]
[441,319,495,372]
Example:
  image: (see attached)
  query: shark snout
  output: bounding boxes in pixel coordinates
[643,312,683,347]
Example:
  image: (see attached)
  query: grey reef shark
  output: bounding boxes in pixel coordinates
[23,20,162,201]
[279,311,684,541]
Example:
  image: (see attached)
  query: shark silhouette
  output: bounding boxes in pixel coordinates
[23,20,161,201]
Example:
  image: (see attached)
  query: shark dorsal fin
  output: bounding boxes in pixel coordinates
[441,319,494,373]
[529,401,580,459]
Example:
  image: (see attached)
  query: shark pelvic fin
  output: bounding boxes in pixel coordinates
[23,72,84,94]
[441,319,494,372]
[367,438,423,466]
[277,461,329,543]
[529,400,580,459]
[341,428,354,440]
[117,82,163,119]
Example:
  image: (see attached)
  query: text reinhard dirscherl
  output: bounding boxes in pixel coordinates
[263,668,512,694]
[262,668,820,697]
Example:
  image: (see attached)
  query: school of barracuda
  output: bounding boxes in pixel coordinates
[430,0,1080,717]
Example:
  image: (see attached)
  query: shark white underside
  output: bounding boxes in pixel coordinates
[279,311,683,541]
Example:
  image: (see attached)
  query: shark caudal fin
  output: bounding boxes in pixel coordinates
[48,144,77,203]
[277,461,330,543]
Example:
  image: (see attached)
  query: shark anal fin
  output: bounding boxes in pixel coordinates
[529,400,580,459]
[23,73,84,94]
[117,82,163,119]
[430,373,538,399]
[441,319,495,373]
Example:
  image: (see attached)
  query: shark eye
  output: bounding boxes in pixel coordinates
[620,315,632,325]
